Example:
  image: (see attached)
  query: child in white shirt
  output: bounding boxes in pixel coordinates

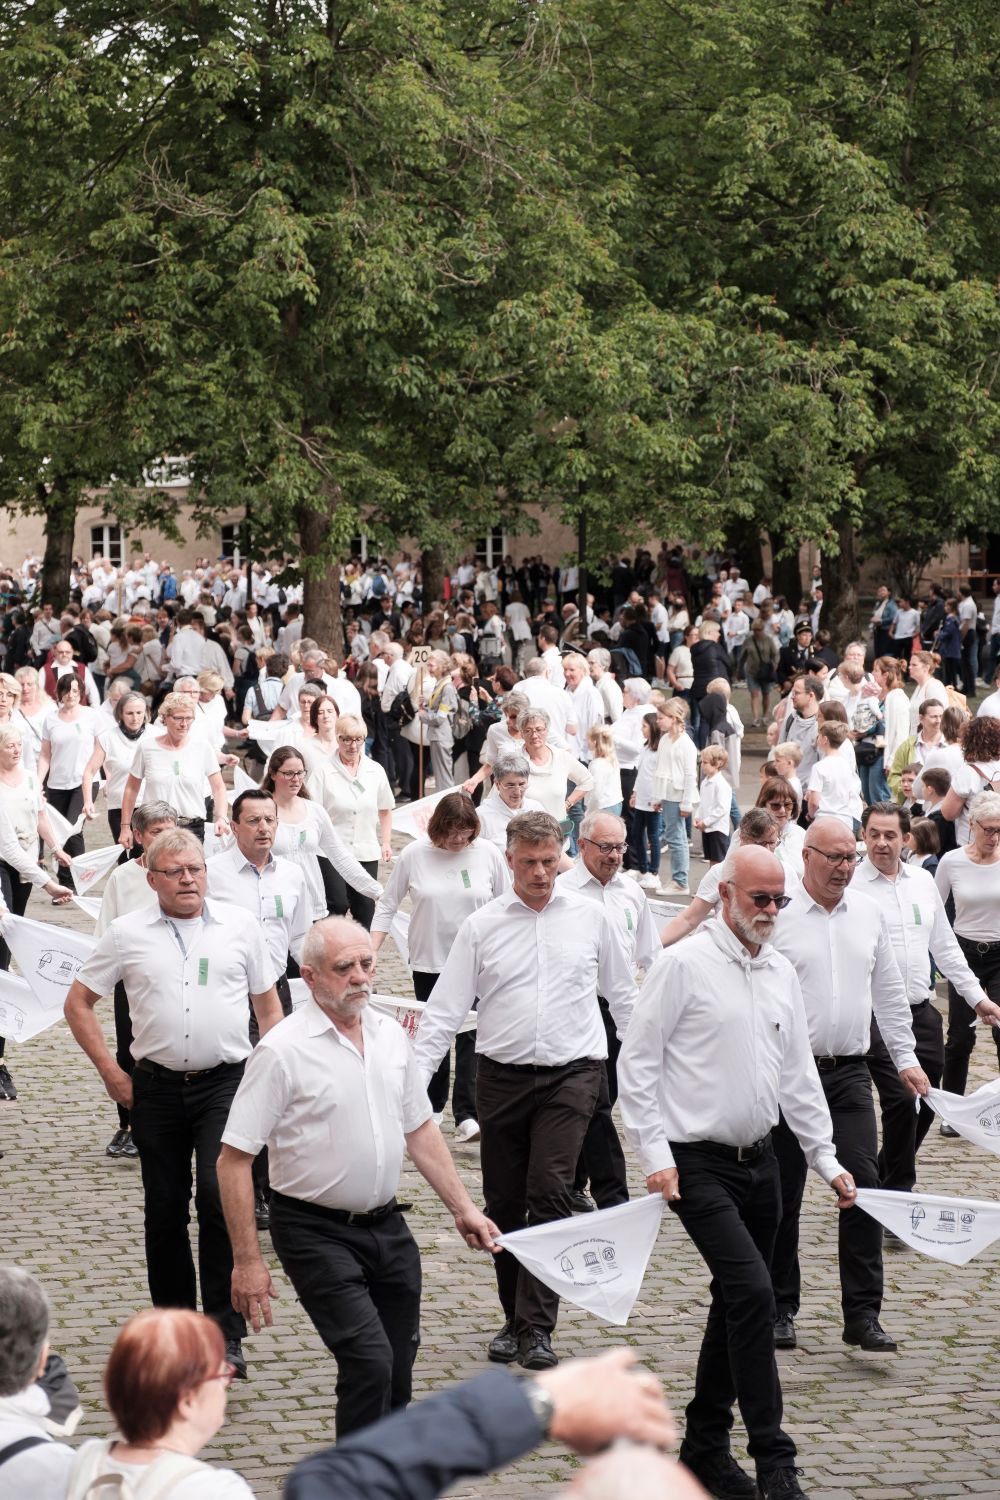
[587,725,623,815]
[695,745,731,865]
[806,722,862,831]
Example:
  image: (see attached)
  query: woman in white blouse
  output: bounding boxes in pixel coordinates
[309,711,393,926]
[82,691,149,844]
[119,691,228,848]
[262,745,382,928]
[906,650,949,735]
[518,707,593,826]
[14,667,54,776]
[754,777,806,875]
[38,673,100,876]
[936,789,1000,1104]
[871,655,910,803]
[461,690,528,796]
[371,792,508,1138]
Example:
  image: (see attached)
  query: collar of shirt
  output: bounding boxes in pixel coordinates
[228,846,276,877]
[856,856,909,889]
[303,995,369,1053]
[143,896,226,930]
[499,883,572,917]
[707,912,781,971]
[796,885,848,917]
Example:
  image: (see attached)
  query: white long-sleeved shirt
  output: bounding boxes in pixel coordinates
[371,836,509,973]
[412,883,637,1077]
[769,886,918,1070]
[611,705,650,771]
[881,687,910,770]
[565,677,604,761]
[559,860,661,972]
[935,848,1000,944]
[206,845,309,977]
[655,732,698,807]
[855,857,984,1009]
[272,801,381,922]
[697,771,731,834]
[617,918,843,1182]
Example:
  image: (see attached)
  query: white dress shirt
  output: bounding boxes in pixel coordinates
[855,857,983,1009]
[412,884,636,1078]
[617,918,843,1182]
[272,802,381,922]
[565,678,604,760]
[594,672,624,723]
[371,836,509,973]
[222,1000,431,1214]
[558,861,661,972]
[309,753,394,862]
[611,704,650,770]
[166,626,206,679]
[278,672,362,721]
[769,886,918,1070]
[517,675,571,745]
[206,845,309,979]
[473,791,547,849]
[77,898,273,1070]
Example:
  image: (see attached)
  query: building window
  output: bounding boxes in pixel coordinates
[475,526,505,569]
[220,522,243,561]
[90,524,126,569]
[350,534,369,562]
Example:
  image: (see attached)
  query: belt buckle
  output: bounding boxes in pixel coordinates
[978,942,992,956]
[183,1069,203,1083]
[346,1211,363,1226]
[737,1141,756,1162]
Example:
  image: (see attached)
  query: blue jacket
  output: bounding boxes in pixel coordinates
[284,1370,543,1500]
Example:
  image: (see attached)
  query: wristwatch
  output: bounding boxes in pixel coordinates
[521,1377,556,1437]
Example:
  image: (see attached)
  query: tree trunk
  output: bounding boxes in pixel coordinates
[822,514,861,652]
[298,499,343,658]
[725,517,764,590]
[421,543,446,609]
[40,477,78,606]
[768,528,803,609]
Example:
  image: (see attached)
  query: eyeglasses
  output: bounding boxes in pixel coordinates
[807,850,862,867]
[765,801,794,811]
[974,824,1000,839]
[582,838,627,855]
[276,769,305,779]
[337,735,365,744]
[736,889,793,910]
[149,864,206,879]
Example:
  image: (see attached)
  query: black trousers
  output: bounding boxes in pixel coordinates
[575,996,628,1206]
[943,937,1000,1095]
[477,1055,600,1334]
[671,1143,796,1474]
[269,1194,421,1439]
[866,1003,943,1191]
[326,859,379,930]
[129,1060,246,1342]
[0,862,31,1060]
[45,785,85,877]
[113,981,134,1130]
[412,971,477,1123]
[771,1060,880,1325]
[619,767,639,869]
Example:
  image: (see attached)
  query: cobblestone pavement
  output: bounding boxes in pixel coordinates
[4,747,1000,1500]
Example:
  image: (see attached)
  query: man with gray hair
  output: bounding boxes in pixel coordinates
[219,917,498,1438]
[519,657,574,745]
[0,1267,74,1490]
[275,649,361,721]
[587,647,623,723]
[414,811,636,1371]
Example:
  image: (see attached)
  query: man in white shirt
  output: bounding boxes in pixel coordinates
[504,592,534,672]
[276,604,304,656]
[218,918,498,1437]
[42,639,100,707]
[618,845,852,1500]
[274,651,361,721]
[561,654,603,763]
[537,625,565,689]
[587,648,624,723]
[29,604,61,663]
[768,817,929,1355]
[857,805,1000,1196]
[958,584,979,697]
[723,598,750,678]
[518,659,573,746]
[64,828,283,1380]
[722,566,750,602]
[753,575,773,608]
[164,609,207,681]
[561,811,660,1211]
[976,660,1000,720]
[413,811,636,1372]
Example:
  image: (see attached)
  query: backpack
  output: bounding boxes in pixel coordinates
[477,629,504,665]
[250,678,283,720]
[388,687,416,726]
[609,645,643,680]
[451,695,474,742]
[66,1438,208,1499]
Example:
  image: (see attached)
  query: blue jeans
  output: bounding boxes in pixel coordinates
[565,781,585,857]
[631,809,663,876]
[859,758,889,805]
[662,801,689,886]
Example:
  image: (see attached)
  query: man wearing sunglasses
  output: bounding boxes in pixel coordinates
[618,844,852,1500]
[768,816,929,1357]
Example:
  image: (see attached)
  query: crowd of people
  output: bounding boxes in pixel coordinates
[3,542,1000,1500]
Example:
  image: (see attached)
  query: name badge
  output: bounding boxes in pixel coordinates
[626,908,634,932]
[460,869,471,889]
[198,958,209,985]
[912,903,922,927]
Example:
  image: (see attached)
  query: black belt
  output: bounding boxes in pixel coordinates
[674,1134,772,1163]
[479,1056,600,1075]
[134,1058,242,1083]
[958,936,1000,955]
[813,1054,864,1072]
[270,1190,399,1227]
[911,998,933,1011]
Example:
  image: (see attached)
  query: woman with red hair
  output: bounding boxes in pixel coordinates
[65,1308,253,1495]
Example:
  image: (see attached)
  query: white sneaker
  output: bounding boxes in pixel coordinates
[623,869,642,882]
[456,1118,481,1142]
[666,882,690,896]
[640,873,659,889]
[432,1111,445,1127]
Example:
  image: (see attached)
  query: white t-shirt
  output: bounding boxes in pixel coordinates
[589,755,623,810]
[808,755,861,828]
[935,848,1000,943]
[948,758,1000,845]
[130,735,220,818]
[371,837,509,972]
[41,708,99,789]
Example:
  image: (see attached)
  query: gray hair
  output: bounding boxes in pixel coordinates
[587,647,611,671]
[301,914,370,972]
[0,1267,49,1396]
[383,641,404,662]
[517,706,550,733]
[969,790,1000,828]
[623,678,651,704]
[502,691,529,716]
[493,754,531,781]
[145,828,205,871]
[524,658,547,677]
[131,801,179,835]
[579,808,626,842]
[506,810,563,852]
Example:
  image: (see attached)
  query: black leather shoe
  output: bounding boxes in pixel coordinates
[939,1121,960,1138]
[518,1327,558,1369]
[255,1194,271,1231]
[225,1339,248,1380]
[487,1321,520,1364]
[106,1128,130,1158]
[120,1132,139,1159]
[773,1313,796,1349]
[0,1065,16,1100]
[568,1189,596,1214]
[843,1317,897,1352]
[685,1450,757,1499]
[757,1467,807,1498]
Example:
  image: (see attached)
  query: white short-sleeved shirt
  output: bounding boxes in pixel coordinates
[948,757,1000,845]
[76,898,273,1070]
[130,735,220,819]
[41,708,99,789]
[310,753,394,862]
[223,1000,431,1212]
[808,756,861,828]
[97,726,144,810]
[371,836,509,972]
[206,846,310,980]
[935,848,1000,943]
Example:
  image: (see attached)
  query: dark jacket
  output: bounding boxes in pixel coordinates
[690,639,732,701]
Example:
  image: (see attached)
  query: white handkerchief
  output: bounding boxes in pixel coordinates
[496,1194,665,1325]
[855,1188,1000,1265]
[234,764,259,796]
[390,911,410,966]
[0,916,96,1041]
[70,895,102,922]
[43,803,85,849]
[391,789,452,840]
[69,844,123,892]
[927,1079,1000,1158]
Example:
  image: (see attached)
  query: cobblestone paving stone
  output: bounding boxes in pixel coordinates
[3,745,1000,1499]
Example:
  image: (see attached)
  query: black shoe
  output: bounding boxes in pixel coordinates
[0,1065,16,1100]
[842,1317,897,1352]
[255,1194,271,1231]
[773,1313,796,1349]
[120,1132,139,1159]
[487,1321,519,1364]
[37,1354,82,1438]
[939,1121,960,1138]
[685,1451,757,1499]
[568,1189,596,1214]
[225,1339,248,1380]
[757,1468,807,1499]
[106,1128,131,1158]
[518,1327,558,1369]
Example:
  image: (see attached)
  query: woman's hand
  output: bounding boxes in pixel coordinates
[44,880,73,903]
[83,803,97,821]
[118,827,134,851]
[54,848,72,869]
[380,841,393,865]
[214,817,230,839]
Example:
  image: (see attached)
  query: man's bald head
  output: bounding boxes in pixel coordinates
[719,846,787,951]
[802,815,858,907]
[803,816,855,856]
